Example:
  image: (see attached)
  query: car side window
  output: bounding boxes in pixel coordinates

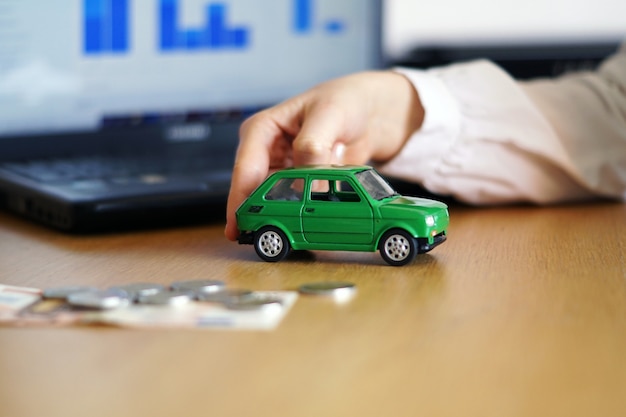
[309,178,361,202]
[309,179,332,201]
[265,178,304,201]
[334,180,361,202]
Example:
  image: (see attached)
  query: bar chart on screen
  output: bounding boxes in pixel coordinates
[292,0,345,35]
[84,0,130,54]
[159,0,249,51]
[82,0,348,55]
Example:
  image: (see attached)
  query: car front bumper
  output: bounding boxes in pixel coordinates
[418,232,447,253]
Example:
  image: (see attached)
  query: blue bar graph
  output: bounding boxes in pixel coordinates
[159,0,249,51]
[82,0,347,56]
[324,20,345,34]
[293,0,312,33]
[83,0,129,54]
[292,0,345,35]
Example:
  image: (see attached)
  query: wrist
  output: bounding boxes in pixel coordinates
[370,71,424,162]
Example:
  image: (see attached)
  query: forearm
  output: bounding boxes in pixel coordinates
[378,49,626,204]
[521,45,626,199]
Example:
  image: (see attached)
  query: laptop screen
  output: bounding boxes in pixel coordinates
[0,0,381,139]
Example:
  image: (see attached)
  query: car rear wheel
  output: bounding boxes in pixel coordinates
[254,226,290,262]
[379,229,417,266]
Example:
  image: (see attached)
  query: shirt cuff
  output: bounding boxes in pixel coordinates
[393,66,462,137]
[377,67,462,186]
[378,62,596,204]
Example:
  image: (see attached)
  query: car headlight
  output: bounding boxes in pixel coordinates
[425,215,435,227]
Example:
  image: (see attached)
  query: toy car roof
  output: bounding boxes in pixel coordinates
[272,165,372,175]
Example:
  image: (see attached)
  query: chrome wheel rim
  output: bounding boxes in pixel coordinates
[384,234,411,261]
[258,230,284,258]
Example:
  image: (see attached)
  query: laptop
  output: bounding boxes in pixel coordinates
[0,0,382,232]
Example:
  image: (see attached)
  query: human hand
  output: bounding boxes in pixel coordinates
[225,70,424,241]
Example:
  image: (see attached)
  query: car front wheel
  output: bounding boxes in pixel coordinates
[254,226,290,262]
[379,229,417,266]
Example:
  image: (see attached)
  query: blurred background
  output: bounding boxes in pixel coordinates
[0,0,624,231]
[384,0,625,78]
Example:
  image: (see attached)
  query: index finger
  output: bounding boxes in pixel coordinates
[224,122,272,241]
[224,103,303,241]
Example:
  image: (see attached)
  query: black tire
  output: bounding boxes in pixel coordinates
[254,226,290,262]
[378,229,418,266]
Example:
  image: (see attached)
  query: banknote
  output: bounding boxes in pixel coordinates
[0,284,41,312]
[0,284,297,331]
[94,291,298,330]
[0,284,103,327]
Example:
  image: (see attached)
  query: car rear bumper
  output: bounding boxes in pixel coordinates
[237,231,254,245]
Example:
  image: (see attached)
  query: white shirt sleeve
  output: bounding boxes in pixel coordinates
[377,44,626,205]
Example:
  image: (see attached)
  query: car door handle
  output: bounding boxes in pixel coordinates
[305,208,315,213]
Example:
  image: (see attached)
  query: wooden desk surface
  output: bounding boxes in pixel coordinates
[1,203,626,417]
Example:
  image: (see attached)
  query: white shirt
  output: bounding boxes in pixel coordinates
[380,43,626,204]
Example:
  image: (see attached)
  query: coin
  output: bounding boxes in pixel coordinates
[43,285,99,300]
[67,288,130,310]
[109,283,165,301]
[224,295,283,311]
[170,279,225,294]
[137,290,193,306]
[298,281,356,296]
[196,289,254,304]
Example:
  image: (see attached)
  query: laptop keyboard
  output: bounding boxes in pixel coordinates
[1,155,232,186]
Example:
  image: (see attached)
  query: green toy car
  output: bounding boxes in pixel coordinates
[236,165,449,266]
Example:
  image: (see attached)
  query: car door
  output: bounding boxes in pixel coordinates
[302,175,373,245]
[257,176,306,238]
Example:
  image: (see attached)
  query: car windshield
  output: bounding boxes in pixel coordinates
[354,169,398,200]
